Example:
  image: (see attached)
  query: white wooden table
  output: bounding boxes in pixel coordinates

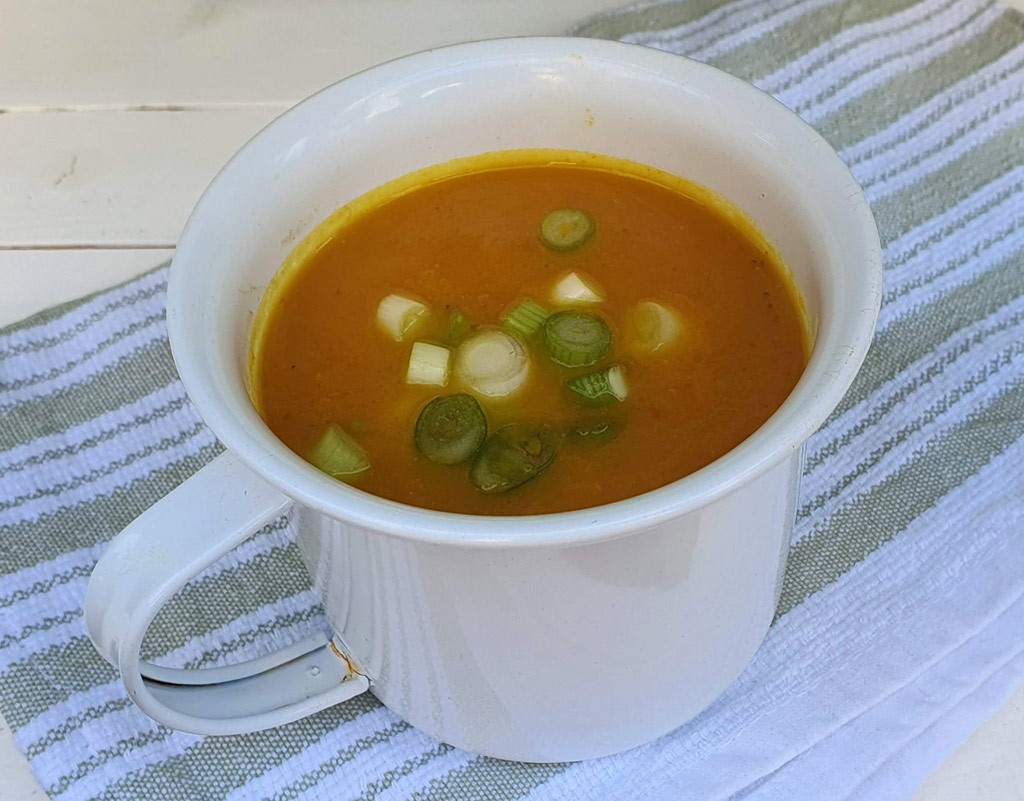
[2,2,1023,799]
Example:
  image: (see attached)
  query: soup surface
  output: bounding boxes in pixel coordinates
[251,150,809,515]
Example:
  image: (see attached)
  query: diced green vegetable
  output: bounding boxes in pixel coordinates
[406,341,451,386]
[447,308,471,345]
[629,300,683,355]
[414,393,488,465]
[455,329,530,397]
[542,311,612,368]
[501,299,550,339]
[308,424,370,480]
[539,208,596,251]
[551,271,604,305]
[566,365,628,404]
[376,294,431,342]
[470,423,558,494]
[568,420,622,445]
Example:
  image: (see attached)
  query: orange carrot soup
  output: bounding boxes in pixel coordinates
[249,150,810,515]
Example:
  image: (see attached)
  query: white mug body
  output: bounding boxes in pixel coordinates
[298,454,800,761]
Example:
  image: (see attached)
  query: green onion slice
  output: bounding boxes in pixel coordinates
[414,393,488,465]
[567,365,628,404]
[406,341,451,386]
[455,329,530,397]
[539,208,596,251]
[470,423,558,494]
[308,424,370,480]
[543,311,612,368]
[447,307,470,345]
[376,294,431,342]
[629,300,683,355]
[501,299,550,339]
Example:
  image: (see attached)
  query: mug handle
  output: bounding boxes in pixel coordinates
[84,452,370,735]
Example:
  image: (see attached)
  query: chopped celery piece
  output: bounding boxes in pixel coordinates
[551,271,605,305]
[629,300,683,354]
[376,294,431,342]
[568,420,622,445]
[543,311,612,368]
[308,424,370,480]
[501,299,549,339]
[414,393,487,465]
[567,365,628,404]
[539,208,596,251]
[447,308,471,345]
[406,342,451,386]
[455,329,530,398]
[470,424,558,494]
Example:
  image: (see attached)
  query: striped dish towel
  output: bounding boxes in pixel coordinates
[2,0,1024,797]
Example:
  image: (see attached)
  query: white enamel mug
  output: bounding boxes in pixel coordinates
[84,37,882,763]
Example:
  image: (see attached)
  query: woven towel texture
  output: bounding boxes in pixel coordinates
[1,0,1023,798]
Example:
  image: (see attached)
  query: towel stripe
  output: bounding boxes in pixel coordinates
[89,699,392,801]
[804,302,1024,496]
[0,339,183,454]
[781,374,1024,615]
[715,0,924,80]
[0,386,191,480]
[1,445,222,568]
[0,268,168,352]
[758,0,962,96]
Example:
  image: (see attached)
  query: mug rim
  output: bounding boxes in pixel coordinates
[167,36,882,549]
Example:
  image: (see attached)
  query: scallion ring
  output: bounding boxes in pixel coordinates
[414,393,488,465]
[539,208,596,251]
[566,365,628,404]
[470,423,558,494]
[543,311,612,368]
[308,424,371,480]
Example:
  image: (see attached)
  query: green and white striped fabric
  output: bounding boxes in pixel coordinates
[3,0,1024,797]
